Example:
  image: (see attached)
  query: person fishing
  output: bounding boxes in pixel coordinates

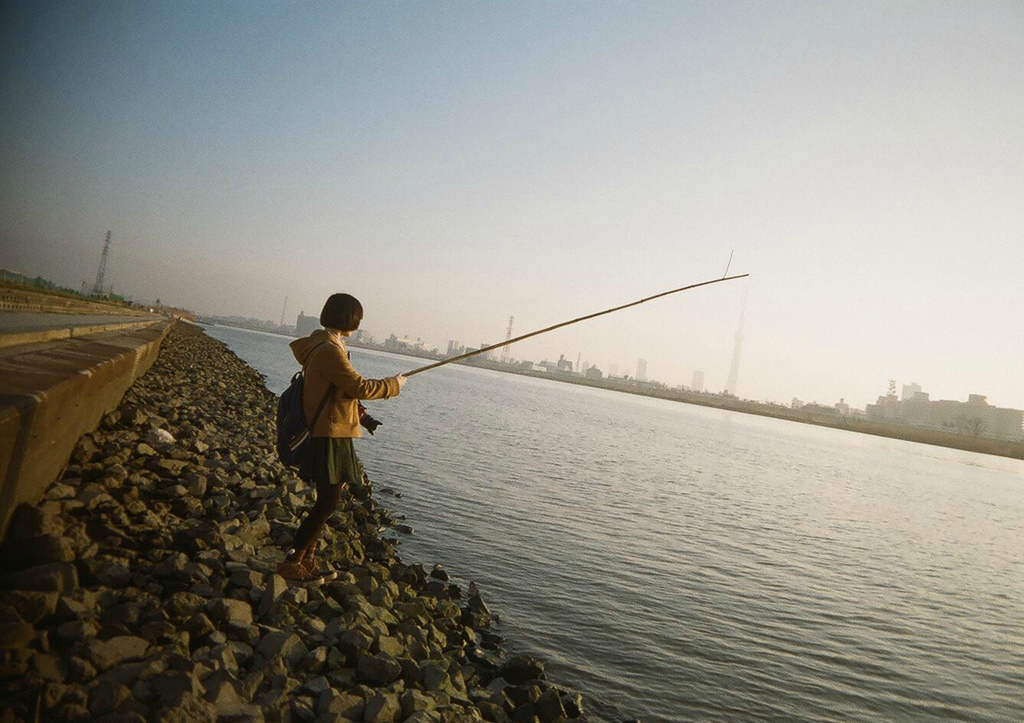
[276,270,746,586]
[277,293,406,585]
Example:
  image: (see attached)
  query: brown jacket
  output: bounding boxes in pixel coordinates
[290,330,400,438]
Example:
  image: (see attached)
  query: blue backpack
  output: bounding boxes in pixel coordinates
[276,344,333,467]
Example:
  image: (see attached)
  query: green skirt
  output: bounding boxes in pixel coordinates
[300,437,364,487]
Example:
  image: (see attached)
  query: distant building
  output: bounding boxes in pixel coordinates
[384,334,425,353]
[803,402,841,417]
[691,370,705,392]
[296,311,319,337]
[865,379,901,421]
[902,382,922,401]
[585,366,603,380]
[835,398,850,415]
[446,340,464,357]
[867,383,1024,440]
[609,363,619,378]
[636,358,647,381]
[556,354,573,373]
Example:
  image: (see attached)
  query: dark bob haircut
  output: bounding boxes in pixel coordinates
[320,293,363,332]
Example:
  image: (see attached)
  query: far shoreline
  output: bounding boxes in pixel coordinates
[202,321,1024,462]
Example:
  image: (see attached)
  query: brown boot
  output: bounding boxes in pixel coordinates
[300,546,338,582]
[276,551,323,587]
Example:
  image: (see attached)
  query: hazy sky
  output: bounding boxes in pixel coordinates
[2,1,1022,410]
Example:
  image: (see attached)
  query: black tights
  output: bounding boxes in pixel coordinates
[291,477,345,554]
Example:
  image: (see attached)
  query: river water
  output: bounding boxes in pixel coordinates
[206,325,1024,723]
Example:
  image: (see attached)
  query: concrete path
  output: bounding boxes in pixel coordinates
[0,311,161,349]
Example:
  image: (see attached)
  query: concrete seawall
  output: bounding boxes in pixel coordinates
[0,320,173,536]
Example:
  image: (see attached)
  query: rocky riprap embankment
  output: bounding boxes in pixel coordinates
[0,323,593,723]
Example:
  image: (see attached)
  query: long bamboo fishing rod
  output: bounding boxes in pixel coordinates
[402,272,749,377]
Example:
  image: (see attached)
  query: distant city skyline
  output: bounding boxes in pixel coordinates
[193,304,1022,415]
[3,2,1022,410]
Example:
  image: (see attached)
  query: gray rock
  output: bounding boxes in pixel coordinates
[400,689,437,716]
[326,666,358,690]
[147,428,176,445]
[167,590,205,619]
[256,630,308,668]
[504,684,541,708]
[203,670,246,717]
[0,648,32,677]
[499,653,545,684]
[236,517,271,546]
[0,621,35,648]
[282,585,308,606]
[257,574,287,618]
[66,655,98,682]
[0,590,58,623]
[33,533,78,564]
[362,692,401,723]
[316,690,365,719]
[95,557,133,587]
[151,669,203,706]
[156,459,189,476]
[229,569,262,589]
[401,710,441,723]
[338,629,373,660]
[561,691,585,718]
[139,620,176,643]
[188,476,208,497]
[31,652,63,681]
[301,645,328,673]
[88,635,150,671]
[88,679,132,717]
[302,676,331,696]
[535,689,566,723]
[357,652,402,686]
[152,691,217,723]
[209,598,253,629]
[418,660,450,692]
[376,635,404,658]
[46,483,77,500]
[210,644,239,672]
[0,562,78,593]
[227,640,254,665]
[184,612,216,640]
[55,618,100,644]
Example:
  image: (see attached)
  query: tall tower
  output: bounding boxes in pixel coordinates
[636,358,648,381]
[500,316,514,364]
[279,296,289,327]
[93,231,112,296]
[724,290,746,396]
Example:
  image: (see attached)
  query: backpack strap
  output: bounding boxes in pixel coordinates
[308,384,334,429]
